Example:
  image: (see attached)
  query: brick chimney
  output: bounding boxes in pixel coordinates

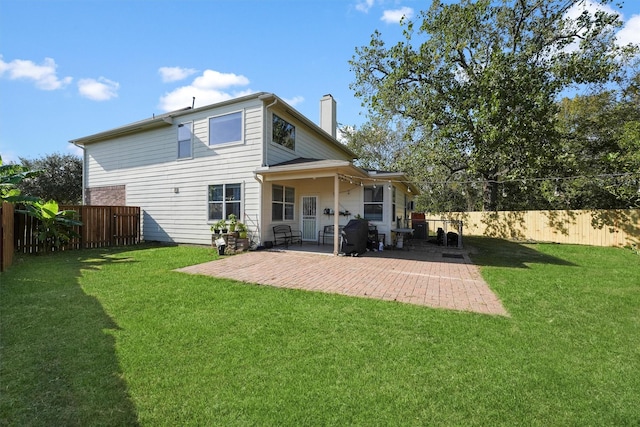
[320,94,337,138]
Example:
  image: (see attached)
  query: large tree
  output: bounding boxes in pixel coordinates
[555,69,640,208]
[340,116,407,171]
[350,0,637,211]
[18,153,82,204]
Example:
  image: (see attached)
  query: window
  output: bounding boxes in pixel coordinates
[209,111,242,146]
[272,184,295,221]
[272,114,295,151]
[391,186,396,222]
[364,186,384,221]
[208,183,241,221]
[177,123,192,159]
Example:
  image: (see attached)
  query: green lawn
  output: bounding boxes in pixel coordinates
[1,238,639,426]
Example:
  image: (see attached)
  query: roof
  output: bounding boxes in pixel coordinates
[69,92,355,159]
[256,158,420,195]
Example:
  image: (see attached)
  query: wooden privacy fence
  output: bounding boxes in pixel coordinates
[440,209,640,247]
[14,205,140,253]
[1,202,15,272]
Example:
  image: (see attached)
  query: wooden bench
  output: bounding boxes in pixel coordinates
[272,224,302,247]
[318,225,344,245]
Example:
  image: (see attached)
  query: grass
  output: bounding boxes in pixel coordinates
[1,238,639,426]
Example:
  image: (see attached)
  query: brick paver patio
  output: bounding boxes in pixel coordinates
[176,246,508,316]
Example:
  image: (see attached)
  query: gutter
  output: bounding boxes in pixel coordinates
[259,93,278,168]
[70,141,87,204]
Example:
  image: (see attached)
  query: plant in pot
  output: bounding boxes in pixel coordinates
[212,218,227,234]
[227,214,237,232]
[236,222,248,238]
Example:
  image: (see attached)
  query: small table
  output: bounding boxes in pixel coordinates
[391,228,414,249]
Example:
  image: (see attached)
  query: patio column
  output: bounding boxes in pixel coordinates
[333,174,340,255]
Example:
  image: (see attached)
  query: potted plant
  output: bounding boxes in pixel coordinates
[227,214,237,232]
[212,219,227,234]
[236,222,248,238]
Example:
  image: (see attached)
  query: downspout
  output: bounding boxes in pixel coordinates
[260,94,278,167]
[70,142,86,205]
[259,94,278,246]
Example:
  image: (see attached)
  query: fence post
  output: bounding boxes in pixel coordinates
[1,202,15,272]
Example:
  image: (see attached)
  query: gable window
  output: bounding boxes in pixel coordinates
[364,186,384,221]
[272,184,295,221]
[209,111,243,146]
[208,183,242,221]
[177,123,192,159]
[272,114,295,151]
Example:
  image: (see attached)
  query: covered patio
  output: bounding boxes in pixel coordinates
[254,158,420,256]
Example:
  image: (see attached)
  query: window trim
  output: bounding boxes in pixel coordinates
[207,182,243,222]
[177,122,193,159]
[271,113,296,152]
[272,184,296,222]
[208,110,244,147]
[363,185,384,222]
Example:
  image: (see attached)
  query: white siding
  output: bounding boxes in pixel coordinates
[265,109,351,166]
[85,99,264,245]
[260,178,404,244]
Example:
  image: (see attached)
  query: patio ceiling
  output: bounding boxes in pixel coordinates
[254,159,420,194]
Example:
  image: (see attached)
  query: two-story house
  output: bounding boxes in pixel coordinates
[70,92,418,254]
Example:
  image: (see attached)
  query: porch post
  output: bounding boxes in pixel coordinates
[333,174,340,255]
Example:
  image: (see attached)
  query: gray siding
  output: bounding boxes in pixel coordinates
[85,99,264,245]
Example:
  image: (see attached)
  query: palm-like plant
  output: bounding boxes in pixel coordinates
[18,200,82,253]
[0,155,42,204]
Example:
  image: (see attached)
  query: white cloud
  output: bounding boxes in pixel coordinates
[381,7,414,24]
[191,69,250,90]
[158,69,252,111]
[0,56,72,90]
[563,1,640,52]
[283,96,304,106]
[336,125,352,144]
[616,14,640,47]
[564,0,616,21]
[159,66,198,83]
[355,0,374,13]
[77,77,119,101]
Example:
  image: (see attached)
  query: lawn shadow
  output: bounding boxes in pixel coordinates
[0,246,145,425]
[464,236,576,268]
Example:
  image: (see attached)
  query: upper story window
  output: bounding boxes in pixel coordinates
[208,183,242,221]
[177,123,192,159]
[272,114,295,151]
[272,184,295,221]
[363,185,384,221]
[209,111,243,146]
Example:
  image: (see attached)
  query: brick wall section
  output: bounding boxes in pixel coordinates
[86,185,126,206]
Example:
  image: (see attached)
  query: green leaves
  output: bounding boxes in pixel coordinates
[17,153,82,204]
[350,0,637,211]
[18,200,83,253]
[0,156,44,204]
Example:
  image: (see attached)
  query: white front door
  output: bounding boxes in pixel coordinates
[301,196,317,241]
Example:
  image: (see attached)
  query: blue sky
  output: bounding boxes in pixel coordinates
[1,0,639,164]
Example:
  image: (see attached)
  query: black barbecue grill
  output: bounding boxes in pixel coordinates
[340,219,369,256]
